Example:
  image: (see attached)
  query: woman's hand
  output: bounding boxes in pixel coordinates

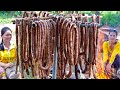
[105,63,112,74]
[5,62,14,68]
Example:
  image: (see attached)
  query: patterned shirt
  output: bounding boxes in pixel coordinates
[103,41,120,64]
[0,42,16,63]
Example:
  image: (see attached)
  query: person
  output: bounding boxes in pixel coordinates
[103,29,120,78]
[0,65,6,79]
[0,27,21,79]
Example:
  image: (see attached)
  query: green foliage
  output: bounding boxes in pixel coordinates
[13,11,22,17]
[101,11,120,27]
[0,11,120,27]
[49,11,120,27]
[0,13,13,24]
[0,11,22,24]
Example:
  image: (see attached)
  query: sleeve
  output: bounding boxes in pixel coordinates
[12,43,17,62]
[103,42,108,63]
[109,43,120,64]
[14,44,17,61]
[0,52,2,62]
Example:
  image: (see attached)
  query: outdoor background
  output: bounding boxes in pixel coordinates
[1,11,120,43]
[1,11,120,34]
[1,11,120,26]
[0,11,120,79]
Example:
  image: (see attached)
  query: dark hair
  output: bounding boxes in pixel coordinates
[109,28,118,36]
[0,27,12,51]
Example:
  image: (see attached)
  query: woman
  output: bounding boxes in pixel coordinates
[103,29,120,78]
[0,65,6,79]
[0,27,21,79]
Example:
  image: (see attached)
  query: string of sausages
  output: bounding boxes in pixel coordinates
[15,11,101,79]
[55,17,79,79]
[72,14,100,78]
[15,13,55,78]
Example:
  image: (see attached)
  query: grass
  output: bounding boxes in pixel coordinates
[0,17,14,24]
[0,13,13,24]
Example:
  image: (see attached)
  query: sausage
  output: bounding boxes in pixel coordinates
[37,21,42,78]
[20,19,24,78]
[46,20,55,76]
[56,17,65,78]
[24,19,30,75]
[56,17,61,77]
[73,24,78,65]
[15,19,19,74]
[61,19,68,78]
[65,23,74,78]
[38,20,51,72]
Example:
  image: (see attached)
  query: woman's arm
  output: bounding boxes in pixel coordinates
[103,42,108,63]
[109,44,120,64]
[105,43,120,73]
[0,62,14,68]
[0,62,8,67]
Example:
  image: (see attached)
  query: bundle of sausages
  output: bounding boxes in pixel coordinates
[72,14,100,79]
[15,12,56,78]
[15,11,101,79]
[55,17,79,79]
